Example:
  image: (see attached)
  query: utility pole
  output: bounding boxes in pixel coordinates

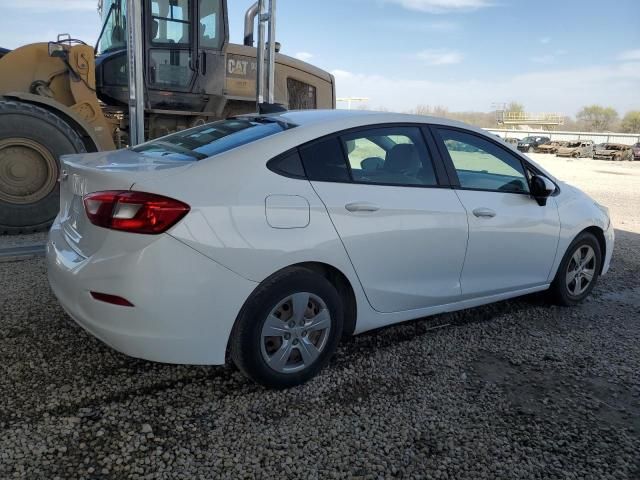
[126,0,145,145]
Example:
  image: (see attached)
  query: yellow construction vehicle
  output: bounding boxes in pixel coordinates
[0,0,335,233]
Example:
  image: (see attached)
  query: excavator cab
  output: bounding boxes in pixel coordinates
[96,0,228,114]
[0,0,335,234]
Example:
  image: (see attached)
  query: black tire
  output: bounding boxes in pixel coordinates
[548,232,602,306]
[0,100,86,234]
[230,267,344,388]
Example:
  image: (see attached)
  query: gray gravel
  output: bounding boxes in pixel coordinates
[1,157,639,479]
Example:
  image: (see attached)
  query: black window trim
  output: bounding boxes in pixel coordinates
[291,122,454,190]
[428,124,543,196]
[267,148,307,180]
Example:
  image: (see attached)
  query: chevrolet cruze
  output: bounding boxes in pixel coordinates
[47,110,614,388]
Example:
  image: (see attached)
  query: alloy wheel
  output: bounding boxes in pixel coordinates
[565,245,597,296]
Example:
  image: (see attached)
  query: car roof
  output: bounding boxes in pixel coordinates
[231,109,557,183]
[248,109,475,131]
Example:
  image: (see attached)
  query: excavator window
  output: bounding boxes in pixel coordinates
[98,0,127,54]
[198,0,223,49]
[151,0,191,45]
[148,0,194,89]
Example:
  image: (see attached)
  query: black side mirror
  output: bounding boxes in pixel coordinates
[531,175,556,206]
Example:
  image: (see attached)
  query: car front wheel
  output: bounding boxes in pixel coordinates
[230,267,343,388]
[549,232,602,306]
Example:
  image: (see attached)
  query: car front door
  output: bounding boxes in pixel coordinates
[433,127,561,299]
[300,125,469,313]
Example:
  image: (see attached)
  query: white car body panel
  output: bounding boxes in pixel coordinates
[46,110,614,365]
[454,190,561,298]
[310,181,468,313]
[47,220,257,365]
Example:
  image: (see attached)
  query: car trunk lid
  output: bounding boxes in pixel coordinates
[58,149,193,258]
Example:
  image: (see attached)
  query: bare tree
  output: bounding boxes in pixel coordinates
[507,101,525,113]
[409,105,450,117]
[621,111,640,134]
[576,105,619,131]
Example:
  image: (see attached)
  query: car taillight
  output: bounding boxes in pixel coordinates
[83,191,190,234]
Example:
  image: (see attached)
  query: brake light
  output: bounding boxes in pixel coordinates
[83,191,190,234]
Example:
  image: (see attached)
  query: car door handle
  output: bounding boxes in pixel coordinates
[345,202,380,213]
[472,208,496,218]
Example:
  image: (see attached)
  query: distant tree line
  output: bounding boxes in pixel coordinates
[363,102,640,133]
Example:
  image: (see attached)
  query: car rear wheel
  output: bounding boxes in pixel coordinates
[230,267,343,388]
[548,232,602,306]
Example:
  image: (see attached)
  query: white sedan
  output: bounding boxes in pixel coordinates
[47,110,614,388]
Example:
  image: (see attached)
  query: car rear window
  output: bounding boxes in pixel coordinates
[132,118,294,161]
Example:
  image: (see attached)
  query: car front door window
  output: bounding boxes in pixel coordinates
[437,129,529,193]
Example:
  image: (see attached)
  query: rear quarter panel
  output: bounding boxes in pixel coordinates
[131,132,371,319]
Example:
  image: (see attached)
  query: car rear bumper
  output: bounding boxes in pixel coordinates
[46,219,257,365]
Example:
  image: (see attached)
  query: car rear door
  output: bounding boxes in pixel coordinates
[432,126,560,299]
[301,125,469,314]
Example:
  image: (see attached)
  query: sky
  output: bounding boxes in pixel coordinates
[1,0,639,116]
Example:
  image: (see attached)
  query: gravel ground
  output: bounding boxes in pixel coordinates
[1,155,639,479]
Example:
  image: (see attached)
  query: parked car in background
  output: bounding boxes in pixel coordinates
[556,140,594,158]
[46,110,614,388]
[536,141,568,154]
[593,143,634,161]
[517,136,550,153]
[504,138,520,147]
[632,142,640,161]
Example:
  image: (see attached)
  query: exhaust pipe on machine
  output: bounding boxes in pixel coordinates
[244,2,260,47]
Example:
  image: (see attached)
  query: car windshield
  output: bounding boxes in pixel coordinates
[567,142,581,147]
[132,118,294,161]
[521,137,535,142]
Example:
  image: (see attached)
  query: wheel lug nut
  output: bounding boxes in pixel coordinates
[288,321,295,328]
[293,339,299,345]
[284,333,291,340]
[302,331,307,337]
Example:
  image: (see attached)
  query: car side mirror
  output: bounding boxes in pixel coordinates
[531,175,556,206]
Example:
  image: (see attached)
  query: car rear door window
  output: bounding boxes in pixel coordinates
[436,128,530,193]
[341,127,438,187]
[299,137,351,182]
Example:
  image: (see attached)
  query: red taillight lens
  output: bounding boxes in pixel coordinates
[83,191,190,234]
